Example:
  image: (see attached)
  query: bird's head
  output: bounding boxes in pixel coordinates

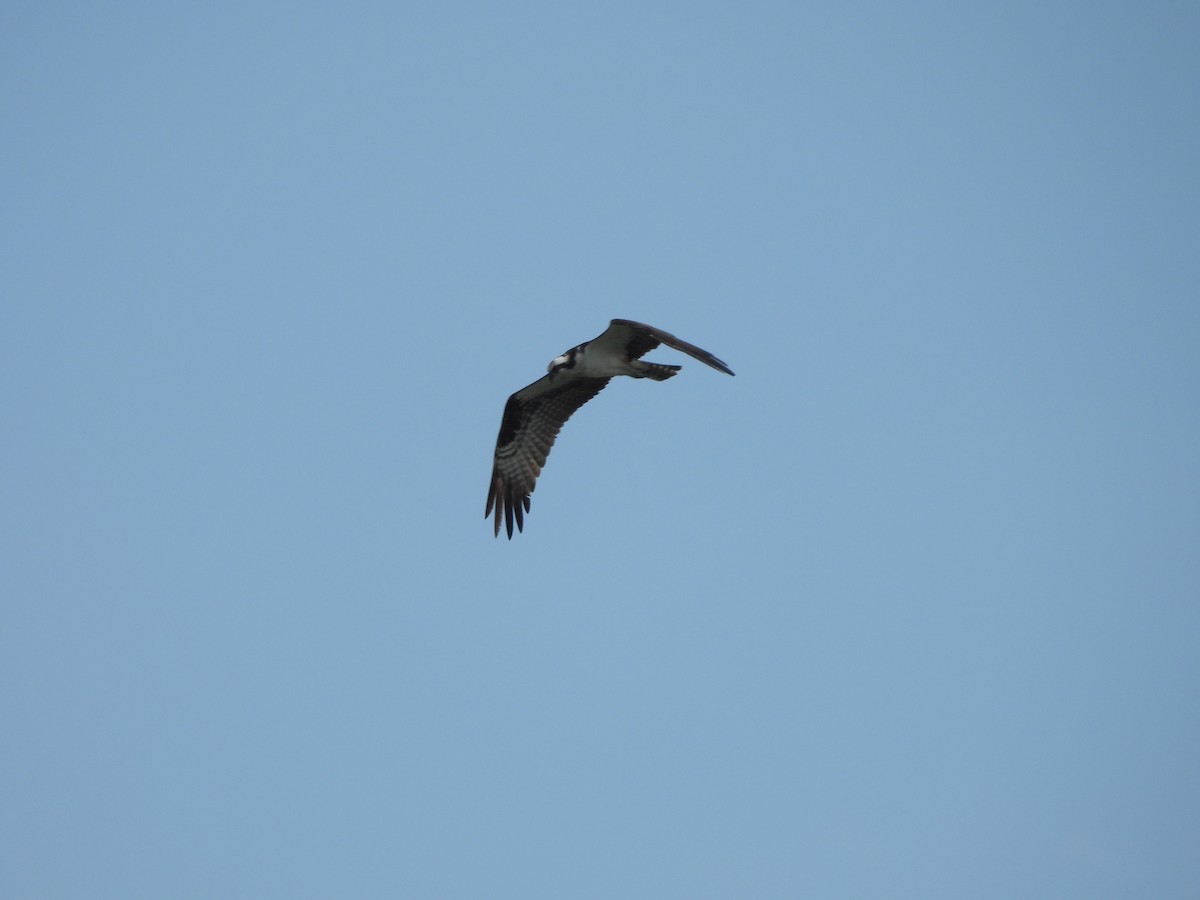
[547,347,577,377]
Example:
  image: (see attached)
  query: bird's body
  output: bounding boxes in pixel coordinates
[486,319,734,538]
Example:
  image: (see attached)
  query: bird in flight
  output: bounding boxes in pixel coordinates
[486,318,734,538]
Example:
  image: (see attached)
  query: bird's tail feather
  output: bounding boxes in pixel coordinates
[634,362,681,381]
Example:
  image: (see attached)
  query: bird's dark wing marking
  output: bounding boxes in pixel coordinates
[485,376,610,538]
[608,319,735,376]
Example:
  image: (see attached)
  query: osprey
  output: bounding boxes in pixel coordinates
[486,318,735,538]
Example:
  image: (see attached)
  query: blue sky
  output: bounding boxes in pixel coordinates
[3,2,1198,897]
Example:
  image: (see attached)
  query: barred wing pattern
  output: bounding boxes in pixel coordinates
[486,376,610,539]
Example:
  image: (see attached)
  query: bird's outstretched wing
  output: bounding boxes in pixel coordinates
[485,375,610,538]
[593,319,736,376]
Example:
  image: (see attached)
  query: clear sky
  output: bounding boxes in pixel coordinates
[3,2,1198,898]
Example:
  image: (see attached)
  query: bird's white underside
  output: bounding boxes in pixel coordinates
[554,342,645,379]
